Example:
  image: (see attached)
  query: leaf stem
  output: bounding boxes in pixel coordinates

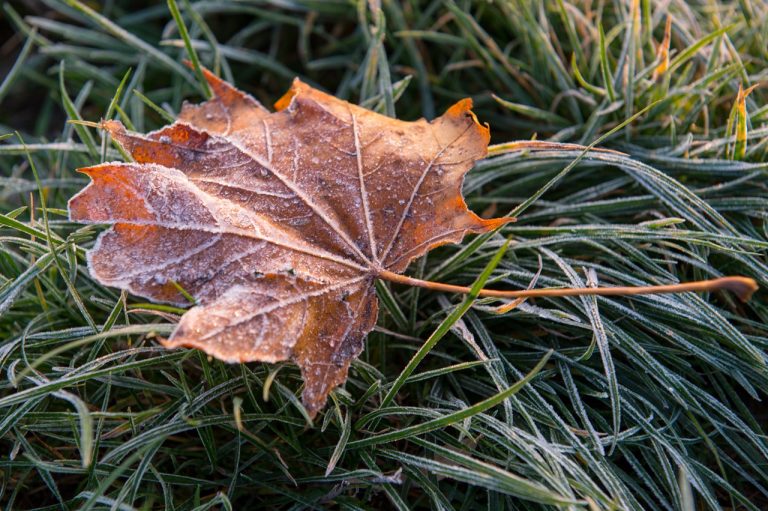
[377,270,758,302]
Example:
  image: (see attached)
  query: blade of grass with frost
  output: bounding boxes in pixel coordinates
[381,434,581,506]
[0,142,112,156]
[374,280,409,331]
[359,451,408,511]
[324,409,351,476]
[556,0,584,64]
[403,359,492,384]
[493,94,569,125]
[623,0,641,135]
[182,0,224,77]
[0,251,57,316]
[735,84,759,160]
[17,436,65,506]
[544,248,621,454]
[571,53,607,96]
[131,89,175,124]
[381,239,510,407]
[382,1,435,117]
[20,134,97,332]
[167,0,211,98]
[59,64,98,159]
[667,25,735,77]
[0,28,37,104]
[78,440,162,511]
[375,14,396,118]
[49,386,94,468]
[598,23,616,102]
[11,324,174,384]
[351,349,551,449]
[0,211,62,241]
[100,69,132,162]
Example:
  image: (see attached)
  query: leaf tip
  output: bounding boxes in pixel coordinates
[182,60,235,99]
[445,97,490,145]
[75,161,115,177]
[274,78,306,111]
[484,216,516,230]
[101,119,126,137]
[446,97,474,116]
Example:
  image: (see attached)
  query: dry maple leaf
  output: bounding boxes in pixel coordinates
[69,69,757,417]
[68,68,510,415]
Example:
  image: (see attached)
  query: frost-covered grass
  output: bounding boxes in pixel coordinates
[1,1,767,509]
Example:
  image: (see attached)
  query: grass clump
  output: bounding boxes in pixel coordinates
[1,0,767,509]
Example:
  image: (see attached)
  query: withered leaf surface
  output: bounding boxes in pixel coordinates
[69,68,508,415]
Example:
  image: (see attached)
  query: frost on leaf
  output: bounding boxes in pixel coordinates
[68,68,509,416]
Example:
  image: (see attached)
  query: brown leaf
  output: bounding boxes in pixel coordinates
[68,68,510,416]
